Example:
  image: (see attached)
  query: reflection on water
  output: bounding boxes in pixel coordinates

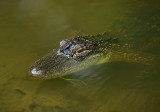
[0,0,160,112]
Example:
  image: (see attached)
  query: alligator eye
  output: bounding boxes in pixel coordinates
[31,68,43,76]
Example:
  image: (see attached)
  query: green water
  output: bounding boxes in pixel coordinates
[0,0,160,112]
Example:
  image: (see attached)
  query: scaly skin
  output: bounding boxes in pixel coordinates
[28,32,122,79]
[28,31,153,79]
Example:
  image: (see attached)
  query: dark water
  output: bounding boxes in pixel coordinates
[0,0,160,112]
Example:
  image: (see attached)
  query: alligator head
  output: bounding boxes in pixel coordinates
[28,37,102,79]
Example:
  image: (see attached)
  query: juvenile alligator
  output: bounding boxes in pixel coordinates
[28,32,123,79]
[28,31,153,79]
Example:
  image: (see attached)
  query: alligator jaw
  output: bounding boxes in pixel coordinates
[28,48,80,79]
[28,48,103,79]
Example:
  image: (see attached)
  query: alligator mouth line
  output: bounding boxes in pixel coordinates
[28,49,104,79]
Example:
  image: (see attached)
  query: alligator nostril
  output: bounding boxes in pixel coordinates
[31,68,43,76]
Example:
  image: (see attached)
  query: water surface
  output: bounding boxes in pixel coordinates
[0,0,160,112]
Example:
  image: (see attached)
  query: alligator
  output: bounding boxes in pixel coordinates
[27,0,160,80]
[28,33,116,79]
[28,32,153,79]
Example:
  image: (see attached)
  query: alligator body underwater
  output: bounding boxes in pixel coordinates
[28,32,153,79]
[28,33,124,79]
